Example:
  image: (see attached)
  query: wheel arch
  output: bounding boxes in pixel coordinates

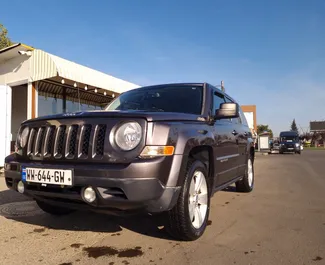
[176,145,214,194]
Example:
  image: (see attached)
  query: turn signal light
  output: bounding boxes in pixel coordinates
[140,146,175,157]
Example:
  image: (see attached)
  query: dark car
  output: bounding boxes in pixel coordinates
[4,83,255,241]
[279,131,301,154]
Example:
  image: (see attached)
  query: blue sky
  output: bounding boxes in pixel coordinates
[2,0,325,135]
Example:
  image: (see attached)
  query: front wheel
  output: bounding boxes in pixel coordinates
[236,156,255,192]
[36,200,75,216]
[165,159,210,241]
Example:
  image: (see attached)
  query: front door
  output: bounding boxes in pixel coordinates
[212,92,239,187]
[224,97,250,177]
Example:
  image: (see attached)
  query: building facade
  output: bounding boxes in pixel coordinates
[241,105,257,138]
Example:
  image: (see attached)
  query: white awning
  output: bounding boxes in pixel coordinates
[30,49,139,94]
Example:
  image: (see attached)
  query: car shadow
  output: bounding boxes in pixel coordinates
[222,185,237,193]
[0,189,174,240]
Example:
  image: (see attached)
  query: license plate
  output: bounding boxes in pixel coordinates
[22,167,73,186]
[288,148,293,150]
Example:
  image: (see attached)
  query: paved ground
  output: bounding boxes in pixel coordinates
[0,150,325,265]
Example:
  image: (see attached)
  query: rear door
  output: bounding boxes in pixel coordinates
[213,91,239,186]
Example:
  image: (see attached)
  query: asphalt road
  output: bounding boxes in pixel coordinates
[0,150,325,265]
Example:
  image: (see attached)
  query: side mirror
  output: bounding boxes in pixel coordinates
[214,102,239,120]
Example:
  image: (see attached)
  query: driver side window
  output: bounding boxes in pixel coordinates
[213,92,226,113]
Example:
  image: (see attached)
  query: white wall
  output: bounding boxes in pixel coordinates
[11,85,28,141]
[0,56,30,85]
[0,85,12,167]
[244,112,254,129]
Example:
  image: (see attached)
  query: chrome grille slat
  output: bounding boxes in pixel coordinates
[54,125,66,159]
[34,127,46,156]
[78,124,92,159]
[43,126,56,157]
[92,124,107,158]
[27,128,37,155]
[65,125,79,159]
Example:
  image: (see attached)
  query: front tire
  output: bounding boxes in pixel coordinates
[36,200,75,216]
[165,159,210,241]
[236,156,255,193]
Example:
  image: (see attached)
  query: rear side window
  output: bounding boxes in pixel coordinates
[238,107,248,126]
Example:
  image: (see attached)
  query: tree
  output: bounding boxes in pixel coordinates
[290,119,298,132]
[0,24,13,50]
[257,124,273,138]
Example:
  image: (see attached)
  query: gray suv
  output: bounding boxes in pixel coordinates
[4,83,255,241]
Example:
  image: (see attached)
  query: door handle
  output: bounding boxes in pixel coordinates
[232,130,238,136]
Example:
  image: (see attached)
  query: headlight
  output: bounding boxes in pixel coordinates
[115,122,142,151]
[17,127,29,148]
[295,143,300,147]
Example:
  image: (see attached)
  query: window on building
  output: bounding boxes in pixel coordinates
[38,95,63,117]
[38,94,104,117]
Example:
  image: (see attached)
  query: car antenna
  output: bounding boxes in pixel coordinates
[215,80,225,92]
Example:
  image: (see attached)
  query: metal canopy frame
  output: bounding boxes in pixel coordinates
[38,80,114,107]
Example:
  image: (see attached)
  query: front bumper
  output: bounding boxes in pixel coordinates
[4,154,183,214]
[279,145,300,152]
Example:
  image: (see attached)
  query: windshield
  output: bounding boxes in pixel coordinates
[105,85,203,115]
[281,136,298,141]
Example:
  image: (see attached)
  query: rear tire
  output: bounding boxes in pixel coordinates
[236,156,255,193]
[36,200,75,216]
[165,159,210,241]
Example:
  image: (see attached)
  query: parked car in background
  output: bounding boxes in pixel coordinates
[279,131,301,154]
[270,140,280,153]
[4,83,255,241]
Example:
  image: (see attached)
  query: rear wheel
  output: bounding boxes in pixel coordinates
[36,200,75,216]
[165,159,210,241]
[236,156,254,193]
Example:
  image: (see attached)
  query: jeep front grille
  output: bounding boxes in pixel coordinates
[26,124,107,160]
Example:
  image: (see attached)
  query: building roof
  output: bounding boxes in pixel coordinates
[30,49,139,94]
[0,43,34,62]
[0,43,140,95]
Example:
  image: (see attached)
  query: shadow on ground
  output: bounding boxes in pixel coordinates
[0,189,173,240]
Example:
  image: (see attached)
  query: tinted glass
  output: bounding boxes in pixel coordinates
[106,85,203,115]
[238,107,248,126]
[213,93,225,112]
[281,136,298,141]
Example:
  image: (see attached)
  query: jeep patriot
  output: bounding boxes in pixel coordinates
[4,83,255,241]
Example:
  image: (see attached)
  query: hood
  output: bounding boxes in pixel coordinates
[24,110,207,124]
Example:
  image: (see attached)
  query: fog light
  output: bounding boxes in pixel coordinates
[83,187,96,203]
[17,181,25,194]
